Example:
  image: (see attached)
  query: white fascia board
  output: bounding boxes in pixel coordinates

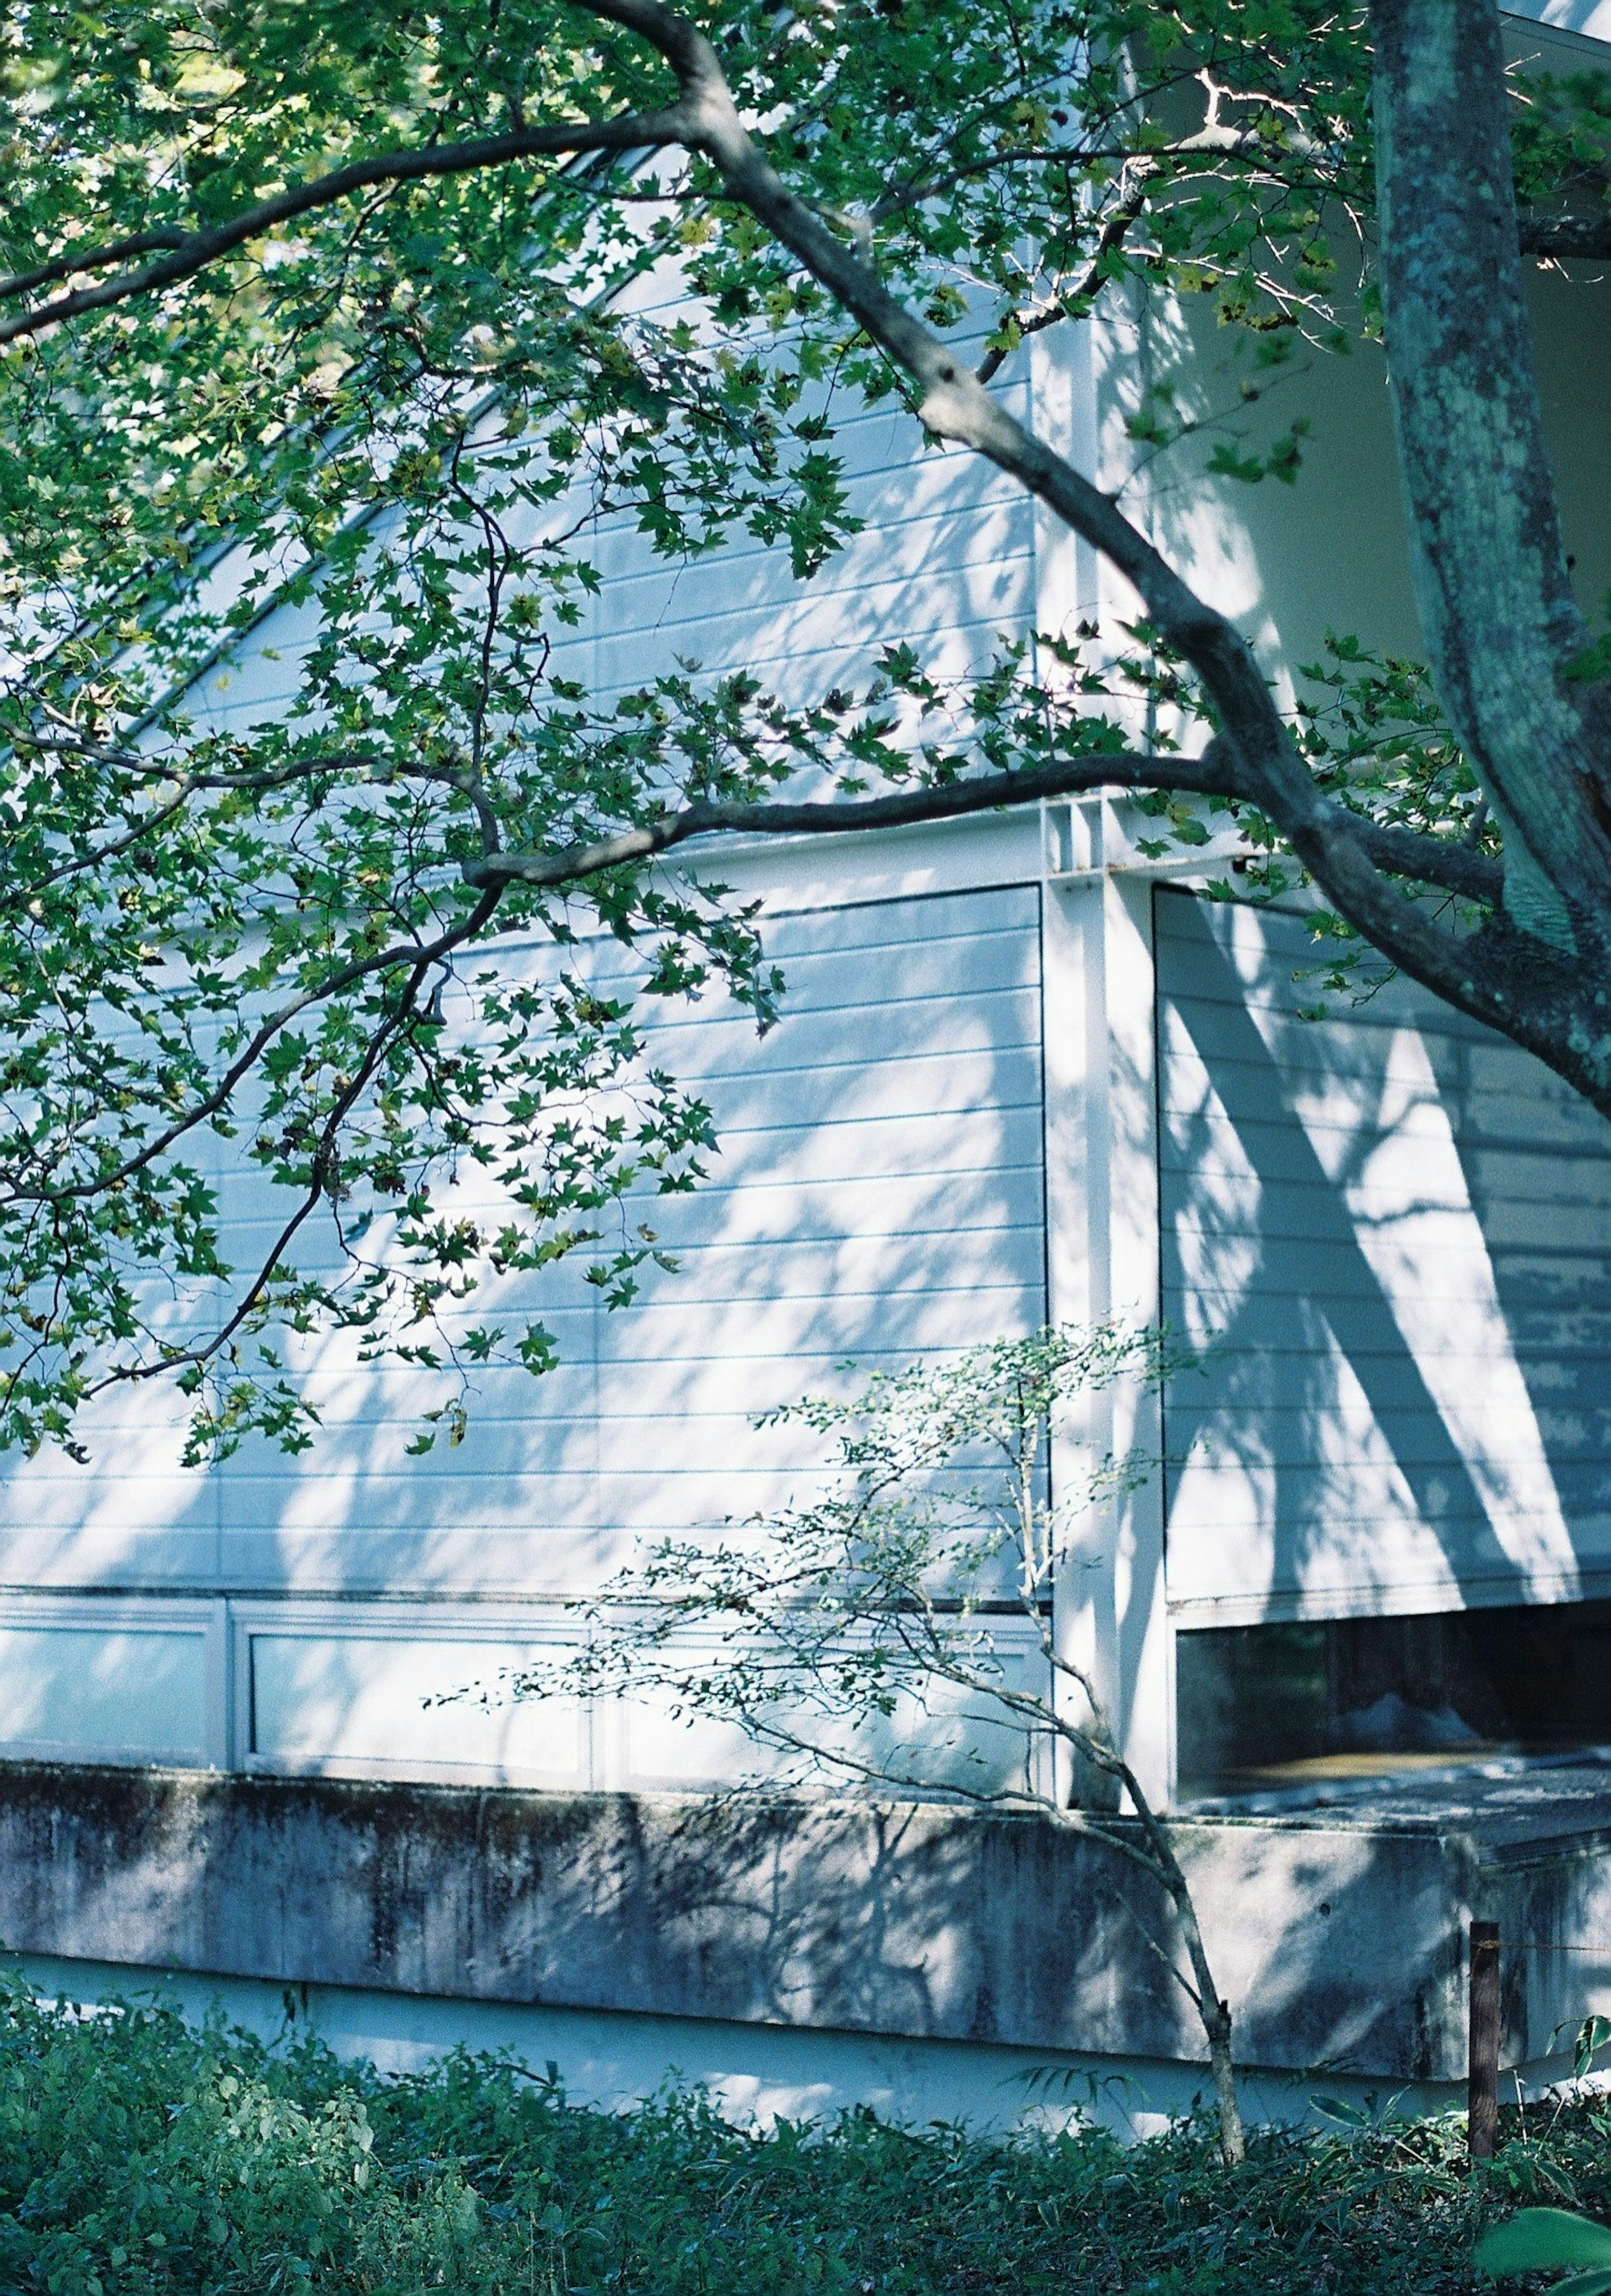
[675,805,1043,912]
[1502,3,1611,54]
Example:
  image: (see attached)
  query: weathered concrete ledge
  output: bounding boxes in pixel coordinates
[2,1759,1610,2082]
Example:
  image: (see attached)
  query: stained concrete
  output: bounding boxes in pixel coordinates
[1,1758,1609,2084]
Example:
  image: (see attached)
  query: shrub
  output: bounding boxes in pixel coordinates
[0,1969,1604,2293]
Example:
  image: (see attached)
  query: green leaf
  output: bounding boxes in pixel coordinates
[1206,443,1267,486]
[1478,2210,1611,2278]
[1575,2013,1611,2078]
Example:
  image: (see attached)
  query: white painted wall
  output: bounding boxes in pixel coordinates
[0,874,1052,1785]
[3,75,1610,1817]
[1508,1,1611,44]
[1158,890,1611,1631]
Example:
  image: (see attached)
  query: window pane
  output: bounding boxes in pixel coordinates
[1176,1599,1611,1798]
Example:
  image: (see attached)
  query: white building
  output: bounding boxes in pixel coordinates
[5,0,1611,2132]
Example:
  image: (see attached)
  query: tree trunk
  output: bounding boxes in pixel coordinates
[1371,0,1611,958]
[1096,1756,1248,2167]
[1202,1995,1247,2168]
[1166,1880,1247,2167]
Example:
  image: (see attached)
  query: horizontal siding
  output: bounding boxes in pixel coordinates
[182,383,1037,744]
[0,884,1046,1596]
[0,308,1051,1778]
[1157,888,1611,1618]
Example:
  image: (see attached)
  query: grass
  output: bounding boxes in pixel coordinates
[0,1971,1600,2294]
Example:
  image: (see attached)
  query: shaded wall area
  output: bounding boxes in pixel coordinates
[1159,888,1611,1622]
[1122,250,1611,703]
[8,1758,1611,2088]
[1157,887,1611,1794]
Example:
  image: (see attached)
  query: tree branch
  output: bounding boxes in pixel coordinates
[464,744,1504,904]
[18,716,1502,915]
[0,890,503,1208]
[566,0,1603,1097]
[1518,213,1611,261]
[975,185,1151,385]
[0,111,693,346]
[1342,815,1503,901]
[0,228,190,303]
[89,964,433,1400]
[465,747,1238,887]
[11,0,1595,1097]
[867,123,1312,230]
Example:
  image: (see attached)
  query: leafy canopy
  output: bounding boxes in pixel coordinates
[0,0,1605,1454]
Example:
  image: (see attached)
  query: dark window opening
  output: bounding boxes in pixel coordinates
[1176,1599,1611,1800]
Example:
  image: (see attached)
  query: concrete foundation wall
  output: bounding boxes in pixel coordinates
[14,1951,1466,2137]
[7,1760,1611,2092]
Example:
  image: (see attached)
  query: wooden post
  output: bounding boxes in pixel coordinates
[1468,1919,1500,2161]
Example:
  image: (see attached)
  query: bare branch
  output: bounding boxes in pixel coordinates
[465,746,1239,887]
[975,186,1151,385]
[1108,1886,1204,2013]
[869,120,1329,230]
[708,1714,1178,1888]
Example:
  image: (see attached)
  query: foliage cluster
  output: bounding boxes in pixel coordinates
[515,1321,1243,2158]
[536,1322,1168,1798]
[9,0,1609,1458]
[0,0,1380,1458]
[0,1974,1604,2296]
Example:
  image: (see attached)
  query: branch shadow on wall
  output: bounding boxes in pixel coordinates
[1158,893,1611,1620]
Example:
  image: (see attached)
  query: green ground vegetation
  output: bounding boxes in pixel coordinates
[0,1975,1600,2295]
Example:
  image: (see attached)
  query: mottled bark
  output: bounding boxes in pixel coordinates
[1371,0,1611,957]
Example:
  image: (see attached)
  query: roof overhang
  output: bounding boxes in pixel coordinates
[1502,1,1611,57]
